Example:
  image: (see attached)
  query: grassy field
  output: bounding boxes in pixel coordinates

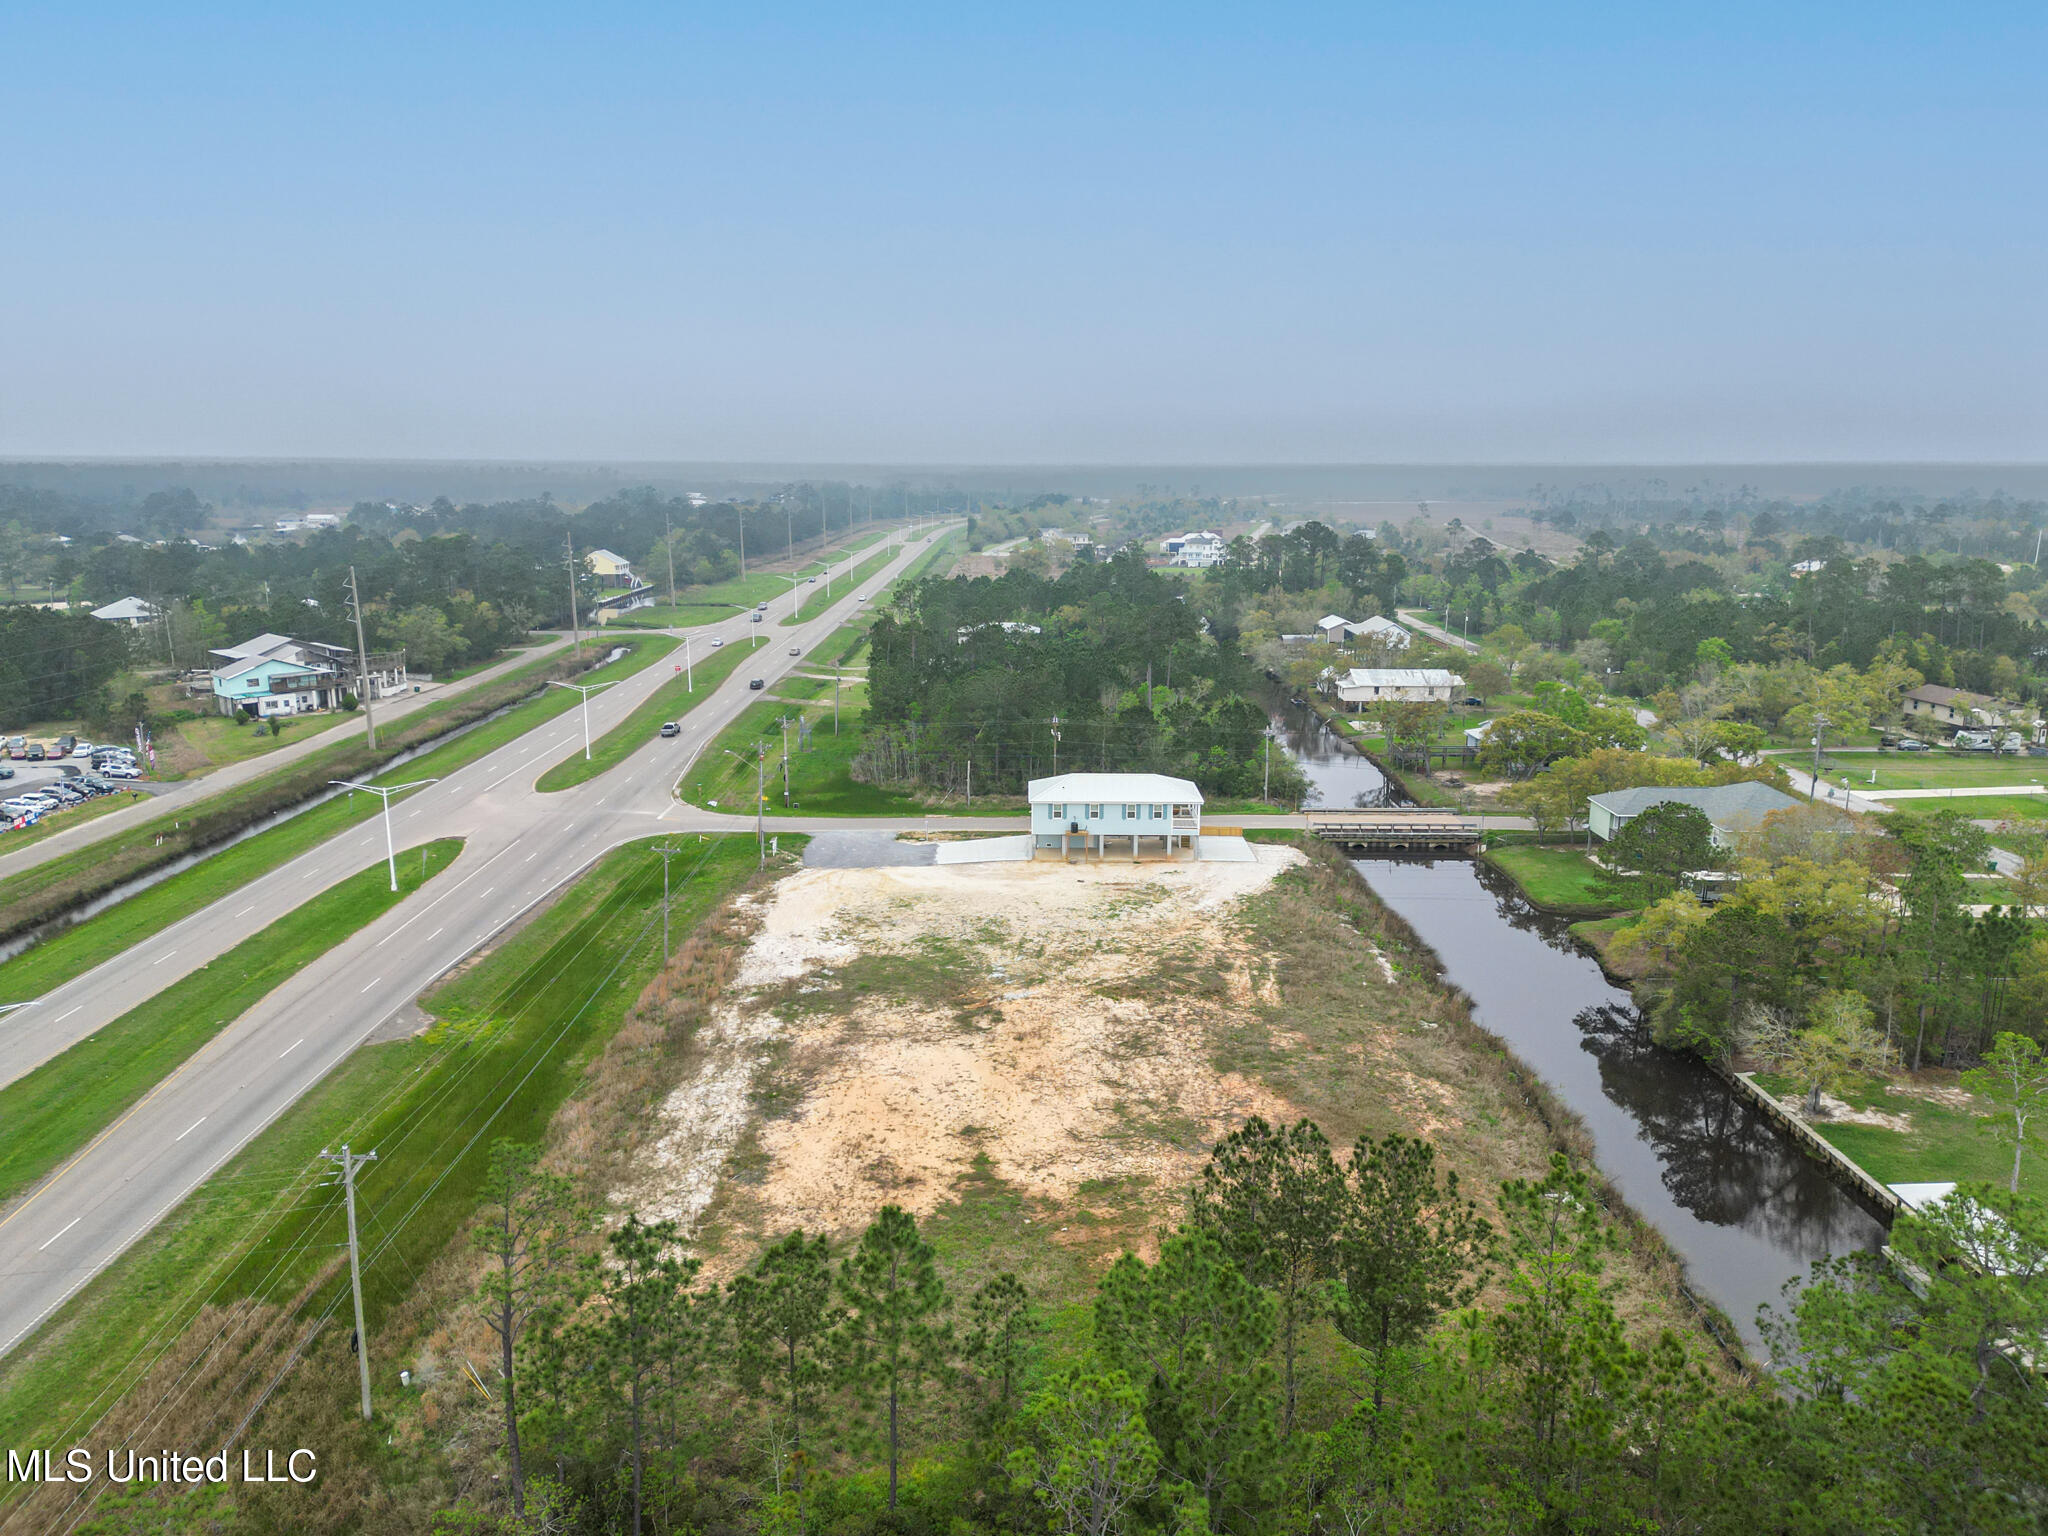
[1750,1069,2040,1198]
[0,787,154,852]
[0,637,676,1009]
[1883,792,2048,823]
[1483,844,1626,914]
[685,693,946,816]
[1849,756,2048,791]
[0,834,767,1457]
[0,840,462,1209]
[534,637,754,791]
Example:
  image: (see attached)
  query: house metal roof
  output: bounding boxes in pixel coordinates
[1587,781,1800,831]
[1027,772,1204,804]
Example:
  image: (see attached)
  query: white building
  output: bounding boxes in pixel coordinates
[1330,667,1464,710]
[1029,772,1204,860]
[89,596,160,627]
[1313,614,1412,648]
[1173,530,1228,568]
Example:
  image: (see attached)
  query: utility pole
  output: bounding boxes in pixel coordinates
[565,533,583,655]
[346,566,378,749]
[1263,733,1271,802]
[780,716,791,803]
[1050,716,1061,775]
[330,778,439,891]
[656,843,679,964]
[548,679,618,760]
[321,1144,379,1421]
[966,756,972,803]
[1810,711,1830,792]
[834,665,841,735]
[724,746,768,865]
[737,506,747,578]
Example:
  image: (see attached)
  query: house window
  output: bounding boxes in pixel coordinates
[1047,803,1064,819]
[1087,804,1102,819]
[1153,804,1165,818]
[1123,804,1138,819]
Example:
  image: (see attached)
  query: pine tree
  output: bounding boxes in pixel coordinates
[1187,1116,1343,1431]
[726,1229,839,1489]
[963,1271,1040,1428]
[837,1205,951,1510]
[600,1215,699,1536]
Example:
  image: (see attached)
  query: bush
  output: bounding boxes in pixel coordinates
[340,691,360,712]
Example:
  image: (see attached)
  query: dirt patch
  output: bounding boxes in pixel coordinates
[1785,1091,1913,1132]
[615,850,1308,1260]
[1884,1077,1978,1111]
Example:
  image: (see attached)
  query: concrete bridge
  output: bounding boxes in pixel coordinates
[1303,808,1485,854]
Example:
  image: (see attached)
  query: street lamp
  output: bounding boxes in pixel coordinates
[548,679,620,760]
[786,572,805,621]
[330,777,441,891]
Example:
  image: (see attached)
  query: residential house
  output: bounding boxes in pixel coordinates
[584,548,638,588]
[1902,684,1992,731]
[1172,530,1228,568]
[303,512,343,528]
[207,632,408,718]
[1029,772,1205,860]
[1587,782,1801,847]
[89,596,160,627]
[1329,667,1464,710]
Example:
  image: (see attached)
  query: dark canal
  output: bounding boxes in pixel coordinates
[1277,710,1888,1352]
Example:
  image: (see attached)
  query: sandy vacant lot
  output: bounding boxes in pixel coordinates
[616,848,1308,1256]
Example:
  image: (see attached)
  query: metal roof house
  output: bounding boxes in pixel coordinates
[89,596,160,626]
[207,633,408,718]
[1330,667,1463,709]
[1587,782,1801,847]
[1029,772,1204,860]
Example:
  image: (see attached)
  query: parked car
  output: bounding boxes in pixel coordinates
[0,767,12,780]
[1896,737,1930,751]
[25,744,44,761]
[1462,696,1484,707]
[4,736,24,758]
[55,734,75,756]
[659,722,681,738]
[748,679,765,691]
[101,765,143,780]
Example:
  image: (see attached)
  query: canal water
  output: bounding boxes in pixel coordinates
[1277,713,1888,1353]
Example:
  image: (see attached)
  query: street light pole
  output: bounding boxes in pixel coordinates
[330,777,440,891]
[787,572,804,621]
[682,632,693,692]
[548,679,619,760]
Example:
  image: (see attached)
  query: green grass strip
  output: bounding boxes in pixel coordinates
[0,840,462,1210]
[778,543,898,624]
[0,637,676,1010]
[535,636,755,791]
[0,834,769,1453]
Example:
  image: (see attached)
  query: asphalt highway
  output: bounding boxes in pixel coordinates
[0,528,973,1357]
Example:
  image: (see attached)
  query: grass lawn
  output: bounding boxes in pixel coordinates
[1749,1070,2040,1198]
[0,841,462,1209]
[0,788,154,852]
[0,636,676,1009]
[1852,757,2048,791]
[1484,844,1626,914]
[686,698,933,816]
[1884,793,2048,823]
[535,637,753,791]
[166,711,345,770]
[0,834,767,1454]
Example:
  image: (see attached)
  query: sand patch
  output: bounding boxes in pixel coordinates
[617,846,1309,1253]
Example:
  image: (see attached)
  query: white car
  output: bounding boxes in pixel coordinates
[709,637,725,648]
[101,765,143,780]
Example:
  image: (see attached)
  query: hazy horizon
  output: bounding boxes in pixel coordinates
[4,5,2042,464]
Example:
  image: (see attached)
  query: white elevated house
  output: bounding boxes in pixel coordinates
[1029,772,1205,860]
[1330,667,1464,710]
[1165,530,1228,568]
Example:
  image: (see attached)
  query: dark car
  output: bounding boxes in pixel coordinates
[0,767,12,780]
[748,679,765,690]
[659,721,681,738]
[1462,696,1484,707]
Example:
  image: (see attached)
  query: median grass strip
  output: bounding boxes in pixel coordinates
[535,638,755,791]
[0,835,769,1457]
[777,542,898,623]
[0,636,676,1009]
[614,529,893,628]
[0,840,462,1211]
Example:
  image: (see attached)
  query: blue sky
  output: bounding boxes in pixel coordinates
[2,3,2042,463]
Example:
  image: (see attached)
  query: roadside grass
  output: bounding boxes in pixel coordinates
[1482,844,1627,915]
[534,638,752,792]
[777,544,897,624]
[0,835,763,1454]
[1747,1069,2039,1198]
[0,841,463,1209]
[1883,793,2048,822]
[0,636,676,1009]
[168,712,345,770]
[0,789,154,853]
[1854,757,2048,791]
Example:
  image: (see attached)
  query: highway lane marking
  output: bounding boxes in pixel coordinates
[151,950,178,965]
[280,1038,303,1057]
[56,1006,82,1022]
[236,905,254,917]
[360,978,381,993]
[174,1115,207,1142]
[36,1218,81,1252]
[427,927,443,941]
[525,851,538,860]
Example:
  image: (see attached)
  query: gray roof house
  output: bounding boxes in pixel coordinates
[1587,782,1801,846]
